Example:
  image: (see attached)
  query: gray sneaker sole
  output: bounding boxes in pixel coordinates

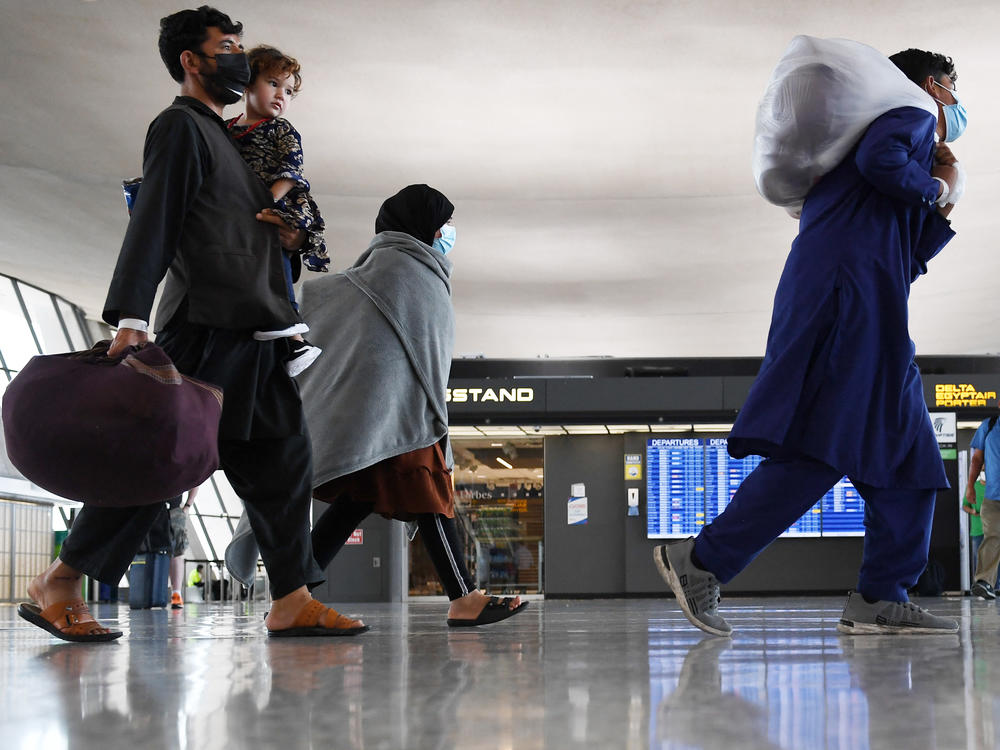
[653,545,732,638]
[836,618,959,635]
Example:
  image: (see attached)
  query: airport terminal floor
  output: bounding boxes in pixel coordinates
[2,596,999,750]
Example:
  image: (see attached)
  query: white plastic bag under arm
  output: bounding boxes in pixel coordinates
[949,162,966,205]
[753,35,938,216]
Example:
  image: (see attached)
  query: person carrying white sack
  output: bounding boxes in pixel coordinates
[655,41,968,637]
[753,36,967,217]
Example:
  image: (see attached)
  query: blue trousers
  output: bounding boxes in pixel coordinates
[281,252,298,311]
[694,454,937,602]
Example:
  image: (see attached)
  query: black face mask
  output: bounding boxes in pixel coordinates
[196,51,251,105]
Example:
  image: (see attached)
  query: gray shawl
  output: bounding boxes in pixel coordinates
[298,231,455,485]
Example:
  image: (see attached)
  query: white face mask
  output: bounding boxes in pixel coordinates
[433,222,456,254]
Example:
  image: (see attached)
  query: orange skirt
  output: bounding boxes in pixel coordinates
[313,440,454,520]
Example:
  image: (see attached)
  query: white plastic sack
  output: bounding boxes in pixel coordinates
[753,35,938,216]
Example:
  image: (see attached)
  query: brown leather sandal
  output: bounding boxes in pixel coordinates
[18,600,123,642]
[267,599,369,637]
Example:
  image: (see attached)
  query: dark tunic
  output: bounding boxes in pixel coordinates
[104,97,299,333]
[728,107,954,490]
[102,97,304,440]
[63,97,322,597]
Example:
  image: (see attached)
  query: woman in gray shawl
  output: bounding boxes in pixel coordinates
[301,184,526,626]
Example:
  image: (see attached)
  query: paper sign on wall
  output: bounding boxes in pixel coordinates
[345,529,364,545]
[624,453,642,480]
[568,483,588,525]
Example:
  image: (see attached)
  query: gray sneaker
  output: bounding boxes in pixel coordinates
[653,538,732,637]
[971,580,996,600]
[836,591,958,634]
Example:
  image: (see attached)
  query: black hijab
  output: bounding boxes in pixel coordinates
[375,184,454,246]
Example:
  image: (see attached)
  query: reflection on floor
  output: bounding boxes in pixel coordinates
[1,596,999,749]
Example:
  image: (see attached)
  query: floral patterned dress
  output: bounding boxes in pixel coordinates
[226,116,329,273]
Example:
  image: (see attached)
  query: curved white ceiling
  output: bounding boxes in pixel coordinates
[1,0,997,357]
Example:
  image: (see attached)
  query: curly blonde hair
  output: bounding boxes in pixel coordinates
[247,45,302,93]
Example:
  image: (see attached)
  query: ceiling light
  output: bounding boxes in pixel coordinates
[496,457,514,469]
[649,424,693,433]
[958,421,983,430]
[477,427,526,437]
[448,426,483,436]
[490,442,503,447]
[607,425,651,434]
[693,424,735,432]
[563,425,609,434]
[518,425,567,435]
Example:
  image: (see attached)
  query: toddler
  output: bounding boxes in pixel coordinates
[226,45,330,376]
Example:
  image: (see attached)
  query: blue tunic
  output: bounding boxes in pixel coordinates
[729,107,955,489]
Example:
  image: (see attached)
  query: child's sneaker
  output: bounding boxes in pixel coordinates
[170,592,183,610]
[836,591,958,634]
[286,340,322,377]
[253,322,309,341]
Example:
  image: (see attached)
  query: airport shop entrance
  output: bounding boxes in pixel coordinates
[311,356,1000,603]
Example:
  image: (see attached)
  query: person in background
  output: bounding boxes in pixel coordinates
[188,564,205,590]
[653,48,965,636]
[965,415,1000,599]
[168,486,199,609]
[962,473,998,590]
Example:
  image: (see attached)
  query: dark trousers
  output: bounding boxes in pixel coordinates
[60,430,324,598]
[312,497,476,600]
[694,454,937,602]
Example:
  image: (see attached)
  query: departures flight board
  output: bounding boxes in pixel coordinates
[646,438,864,538]
[645,438,705,537]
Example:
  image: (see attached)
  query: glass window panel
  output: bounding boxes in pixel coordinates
[56,299,87,350]
[85,319,108,346]
[51,507,69,532]
[200,516,234,560]
[211,474,244,516]
[0,279,40,370]
[17,283,71,354]
[188,515,214,561]
[193,473,226,516]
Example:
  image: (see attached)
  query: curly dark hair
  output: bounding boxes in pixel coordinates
[889,48,957,86]
[247,45,302,93]
[158,6,243,83]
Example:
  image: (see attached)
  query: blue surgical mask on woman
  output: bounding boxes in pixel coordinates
[931,80,968,142]
[433,222,456,254]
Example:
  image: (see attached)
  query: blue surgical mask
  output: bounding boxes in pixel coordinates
[931,80,968,142]
[433,222,456,254]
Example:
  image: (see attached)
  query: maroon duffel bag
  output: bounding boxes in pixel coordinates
[2,341,223,506]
